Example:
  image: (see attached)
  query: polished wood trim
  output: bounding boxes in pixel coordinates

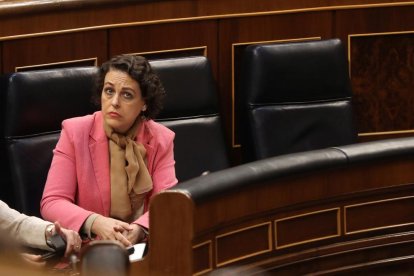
[358,130,414,137]
[0,0,143,16]
[128,46,207,58]
[350,30,414,38]
[14,57,98,72]
[2,2,414,41]
[2,0,414,18]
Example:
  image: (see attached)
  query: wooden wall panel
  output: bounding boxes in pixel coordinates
[350,34,414,133]
[2,1,414,38]
[193,241,212,275]
[345,196,414,234]
[216,222,271,266]
[108,20,218,74]
[218,12,333,163]
[275,209,340,249]
[1,30,107,73]
[336,6,414,141]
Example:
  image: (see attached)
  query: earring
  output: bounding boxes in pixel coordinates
[142,105,147,112]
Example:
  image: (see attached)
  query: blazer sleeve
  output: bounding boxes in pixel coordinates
[40,120,95,232]
[0,200,52,251]
[134,127,178,228]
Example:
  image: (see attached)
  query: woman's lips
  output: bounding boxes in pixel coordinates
[108,112,121,118]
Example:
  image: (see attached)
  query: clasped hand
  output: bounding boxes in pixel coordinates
[91,215,145,247]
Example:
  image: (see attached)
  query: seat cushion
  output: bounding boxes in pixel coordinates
[249,100,355,159]
[160,116,229,182]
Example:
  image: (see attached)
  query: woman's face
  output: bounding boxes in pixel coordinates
[101,69,146,133]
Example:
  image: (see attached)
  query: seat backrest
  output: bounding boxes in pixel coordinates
[0,76,13,206]
[239,38,357,162]
[151,56,229,182]
[80,241,130,276]
[1,67,98,215]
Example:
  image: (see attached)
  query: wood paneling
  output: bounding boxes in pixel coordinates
[216,222,271,266]
[1,30,107,72]
[350,33,414,134]
[345,196,414,234]
[336,6,414,140]
[108,20,218,74]
[1,0,414,37]
[193,241,212,275]
[276,209,339,249]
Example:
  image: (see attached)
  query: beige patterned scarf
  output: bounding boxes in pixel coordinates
[104,119,153,222]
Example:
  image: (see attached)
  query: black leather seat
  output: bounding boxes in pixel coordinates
[80,241,130,276]
[151,56,229,182]
[1,67,97,216]
[0,77,13,206]
[239,38,357,162]
[0,56,229,214]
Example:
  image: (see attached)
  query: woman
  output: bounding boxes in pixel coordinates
[41,55,177,247]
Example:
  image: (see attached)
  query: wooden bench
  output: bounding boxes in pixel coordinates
[132,137,414,275]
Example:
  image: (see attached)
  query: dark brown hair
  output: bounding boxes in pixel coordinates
[93,54,165,119]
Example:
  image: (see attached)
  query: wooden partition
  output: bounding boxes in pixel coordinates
[131,137,414,275]
[1,0,414,164]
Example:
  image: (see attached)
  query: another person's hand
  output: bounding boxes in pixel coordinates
[91,215,132,247]
[54,221,82,257]
[20,253,45,267]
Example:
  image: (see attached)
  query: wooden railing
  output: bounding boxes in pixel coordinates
[131,137,414,275]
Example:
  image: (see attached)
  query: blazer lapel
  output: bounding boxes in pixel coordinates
[89,112,111,216]
[137,120,155,173]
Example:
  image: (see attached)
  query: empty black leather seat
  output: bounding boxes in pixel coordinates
[239,38,357,162]
[152,56,229,182]
[1,67,98,215]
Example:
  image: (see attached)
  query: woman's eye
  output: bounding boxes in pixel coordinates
[122,92,133,100]
[104,87,114,95]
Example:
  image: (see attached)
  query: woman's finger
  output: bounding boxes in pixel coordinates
[115,232,132,247]
[115,221,133,231]
[113,225,125,232]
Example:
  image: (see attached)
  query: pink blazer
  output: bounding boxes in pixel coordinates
[40,111,177,231]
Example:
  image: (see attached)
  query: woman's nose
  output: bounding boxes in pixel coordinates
[111,93,120,107]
